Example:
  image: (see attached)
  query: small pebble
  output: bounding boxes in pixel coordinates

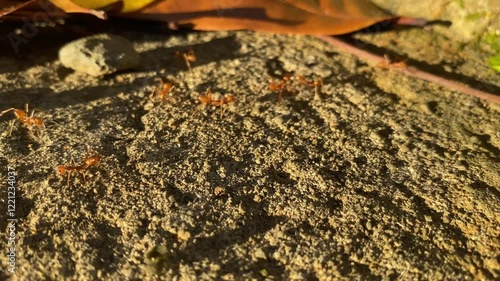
[365,220,373,230]
[253,248,267,260]
[214,186,227,196]
[177,229,191,241]
[59,33,140,76]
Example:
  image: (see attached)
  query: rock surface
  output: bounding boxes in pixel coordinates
[58,33,140,76]
[0,25,499,281]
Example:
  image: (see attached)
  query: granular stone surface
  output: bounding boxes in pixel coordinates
[0,25,499,280]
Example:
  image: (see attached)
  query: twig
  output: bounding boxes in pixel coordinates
[318,36,500,104]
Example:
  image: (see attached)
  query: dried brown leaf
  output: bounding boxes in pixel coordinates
[0,0,399,35]
[128,0,395,35]
[0,0,37,17]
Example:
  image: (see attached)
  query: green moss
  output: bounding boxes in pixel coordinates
[465,12,487,21]
[480,32,500,72]
[487,55,500,72]
[454,0,465,9]
[482,32,500,52]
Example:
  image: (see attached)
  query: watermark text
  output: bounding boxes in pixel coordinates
[6,167,17,273]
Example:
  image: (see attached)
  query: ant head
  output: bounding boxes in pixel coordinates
[56,166,66,175]
[225,95,235,103]
[32,118,44,127]
[269,82,280,91]
[163,82,173,90]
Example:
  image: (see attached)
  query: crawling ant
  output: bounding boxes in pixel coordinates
[199,88,235,118]
[175,49,196,72]
[378,54,407,69]
[268,73,294,102]
[153,78,175,102]
[57,151,101,187]
[269,74,323,101]
[0,104,45,139]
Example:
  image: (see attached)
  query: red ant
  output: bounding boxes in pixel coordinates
[57,151,101,187]
[199,88,235,118]
[153,78,175,102]
[174,49,196,72]
[268,73,294,102]
[269,74,323,101]
[0,104,45,139]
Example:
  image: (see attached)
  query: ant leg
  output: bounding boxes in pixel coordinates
[277,90,284,103]
[7,120,16,136]
[165,85,175,103]
[312,83,320,97]
[66,172,71,187]
[183,54,192,73]
[81,172,87,185]
[155,77,164,85]
[220,104,229,119]
[153,78,164,100]
[101,167,110,178]
[27,128,36,140]
[189,104,204,121]
[0,108,16,117]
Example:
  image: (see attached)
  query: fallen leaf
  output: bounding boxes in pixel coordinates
[0,0,409,35]
[128,0,395,35]
[71,0,118,10]
[0,0,37,17]
[50,0,107,19]
[70,0,155,13]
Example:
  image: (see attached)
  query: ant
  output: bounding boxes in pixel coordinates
[153,78,175,102]
[199,88,235,118]
[378,54,407,69]
[174,49,196,72]
[269,74,323,102]
[268,73,294,102]
[0,104,45,139]
[57,151,101,187]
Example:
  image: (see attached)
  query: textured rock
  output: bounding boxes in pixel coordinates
[2,29,499,281]
[58,33,140,76]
